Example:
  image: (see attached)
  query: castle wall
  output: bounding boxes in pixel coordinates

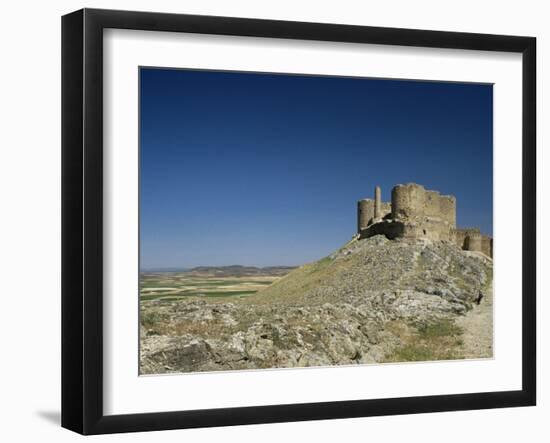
[452,228,492,257]
[481,236,492,258]
[380,202,392,219]
[424,190,441,218]
[391,184,455,226]
[358,183,488,255]
[453,228,480,249]
[357,199,392,233]
[423,219,454,241]
[360,218,454,242]
[359,220,406,240]
[465,232,483,252]
[391,183,426,219]
[439,195,457,228]
[454,230,466,249]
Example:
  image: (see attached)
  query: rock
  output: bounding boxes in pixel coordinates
[140,238,492,373]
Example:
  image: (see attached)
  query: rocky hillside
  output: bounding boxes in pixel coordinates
[140,235,493,374]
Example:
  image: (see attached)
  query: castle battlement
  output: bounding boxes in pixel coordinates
[357,183,492,257]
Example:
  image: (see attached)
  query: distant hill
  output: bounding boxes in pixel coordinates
[186,265,296,277]
[141,267,190,273]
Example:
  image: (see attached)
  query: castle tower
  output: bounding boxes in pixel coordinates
[357,199,375,233]
[439,195,457,228]
[465,232,483,252]
[391,183,426,219]
[481,236,492,257]
[356,182,484,249]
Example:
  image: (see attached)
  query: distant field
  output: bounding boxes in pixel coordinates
[139,272,282,301]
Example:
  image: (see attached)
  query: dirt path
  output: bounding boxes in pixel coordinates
[455,283,493,359]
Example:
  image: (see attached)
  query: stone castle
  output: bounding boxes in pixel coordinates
[357,183,493,258]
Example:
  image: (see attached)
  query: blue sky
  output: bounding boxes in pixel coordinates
[140,68,493,269]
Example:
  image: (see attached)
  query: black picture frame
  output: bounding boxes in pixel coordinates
[61,8,536,435]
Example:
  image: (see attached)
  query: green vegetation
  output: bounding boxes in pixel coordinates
[383,319,464,363]
[417,319,462,338]
[140,311,169,328]
[195,290,258,298]
[139,272,282,301]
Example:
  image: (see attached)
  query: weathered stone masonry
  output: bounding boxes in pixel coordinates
[357,183,493,258]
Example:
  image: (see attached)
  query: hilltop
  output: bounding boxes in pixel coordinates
[140,235,492,374]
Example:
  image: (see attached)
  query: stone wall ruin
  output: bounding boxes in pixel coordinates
[357,183,492,258]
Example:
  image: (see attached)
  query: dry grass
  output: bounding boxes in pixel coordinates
[383,319,464,363]
[246,255,341,305]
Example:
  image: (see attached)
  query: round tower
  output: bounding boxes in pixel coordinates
[357,199,374,233]
[465,232,483,252]
[391,183,426,219]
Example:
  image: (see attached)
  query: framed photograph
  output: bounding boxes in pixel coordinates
[61,8,536,435]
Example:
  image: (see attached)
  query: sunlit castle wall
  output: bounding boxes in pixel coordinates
[391,183,427,219]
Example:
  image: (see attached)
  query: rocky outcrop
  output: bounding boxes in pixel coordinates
[140,235,492,374]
